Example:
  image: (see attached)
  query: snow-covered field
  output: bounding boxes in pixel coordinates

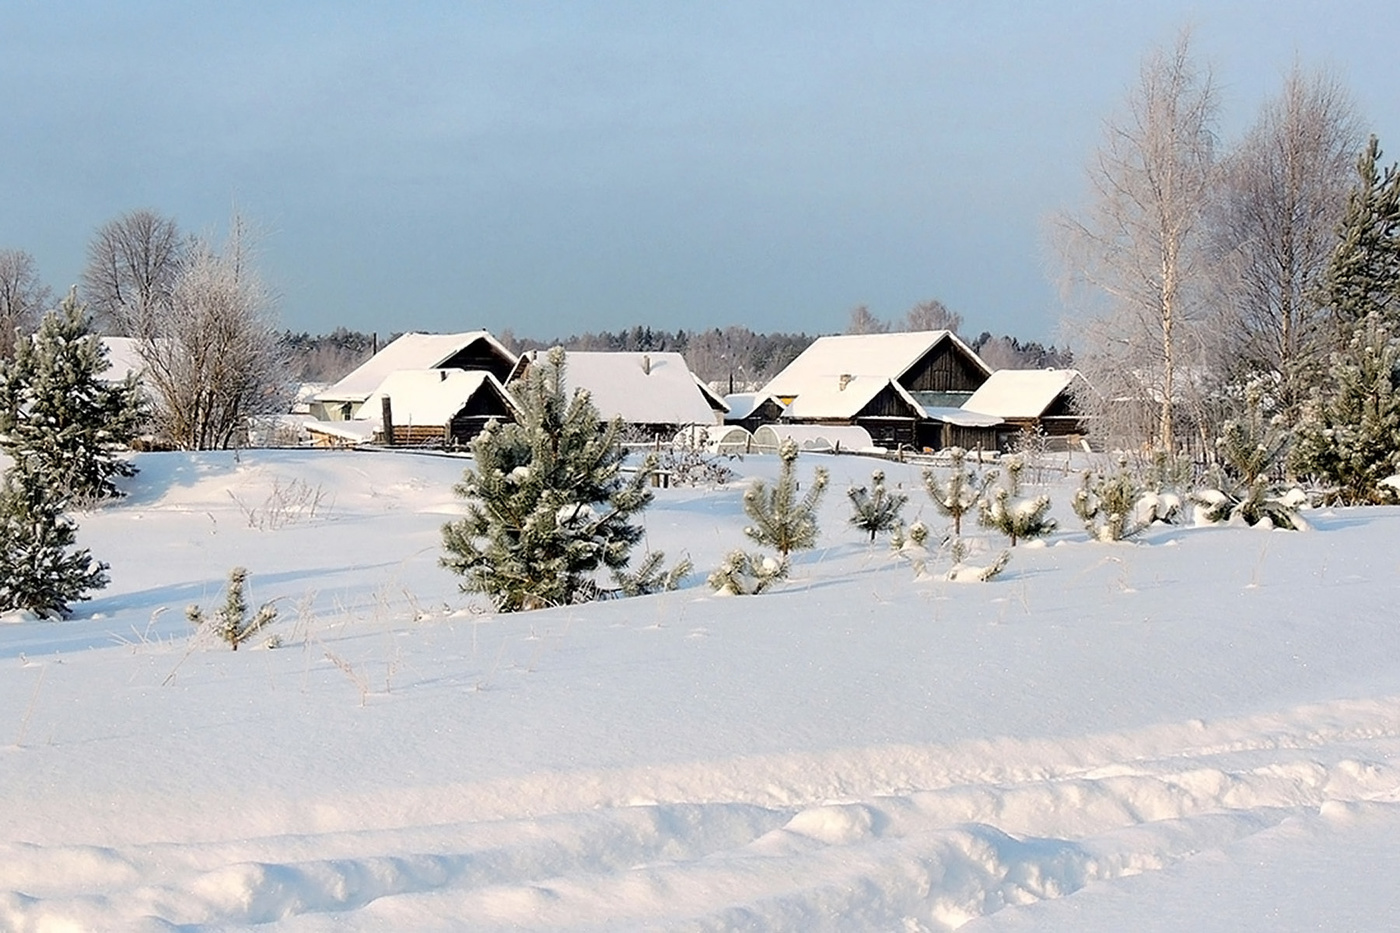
[3,448,1400,931]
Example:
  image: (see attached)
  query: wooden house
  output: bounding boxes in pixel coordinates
[722,392,788,434]
[757,331,999,450]
[962,369,1090,449]
[509,350,726,438]
[311,331,516,422]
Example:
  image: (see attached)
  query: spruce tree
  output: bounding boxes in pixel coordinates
[441,347,657,611]
[742,438,828,557]
[0,455,109,619]
[1322,136,1400,331]
[847,469,907,542]
[0,291,144,503]
[1291,312,1400,504]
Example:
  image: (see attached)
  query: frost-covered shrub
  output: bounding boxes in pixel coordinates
[655,432,737,487]
[978,456,1055,546]
[1073,457,1150,541]
[186,566,277,650]
[707,550,789,595]
[1193,381,1307,530]
[946,549,1011,583]
[743,439,828,557]
[847,469,907,542]
[922,447,989,536]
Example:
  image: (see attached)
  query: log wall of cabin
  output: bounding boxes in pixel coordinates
[898,341,988,393]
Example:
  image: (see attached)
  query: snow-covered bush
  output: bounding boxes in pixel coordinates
[441,347,673,612]
[978,456,1056,546]
[186,566,277,650]
[1073,457,1150,541]
[743,438,828,557]
[0,456,109,619]
[654,431,737,487]
[946,548,1011,583]
[922,447,990,536]
[847,469,907,542]
[1290,312,1400,504]
[0,292,144,504]
[707,549,789,595]
[1193,381,1307,529]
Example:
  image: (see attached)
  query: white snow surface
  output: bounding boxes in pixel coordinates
[4,449,1400,930]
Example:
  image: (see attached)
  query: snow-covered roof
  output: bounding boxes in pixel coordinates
[303,419,377,443]
[360,369,514,428]
[923,406,1003,428]
[99,337,144,384]
[759,331,989,401]
[751,423,877,453]
[316,332,515,403]
[524,350,720,426]
[962,369,1083,420]
[723,393,786,421]
[780,375,923,421]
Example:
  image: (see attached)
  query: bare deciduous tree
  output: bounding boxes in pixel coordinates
[1208,66,1362,420]
[903,298,963,335]
[81,209,185,335]
[1056,31,1218,455]
[0,250,52,358]
[845,304,889,335]
[132,216,289,449]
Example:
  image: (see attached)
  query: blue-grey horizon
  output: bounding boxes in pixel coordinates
[3,1,1397,345]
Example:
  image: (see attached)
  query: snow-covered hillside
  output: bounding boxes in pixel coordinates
[3,449,1400,930]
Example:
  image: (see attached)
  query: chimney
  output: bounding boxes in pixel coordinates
[839,374,853,391]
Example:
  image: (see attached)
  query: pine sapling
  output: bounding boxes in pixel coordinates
[612,550,693,597]
[979,455,1056,546]
[743,438,828,557]
[1073,457,1148,541]
[847,469,907,542]
[186,566,278,650]
[1194,380,1307,529]
[923,447,988,535]
[707,549,789,596]
[0,458,109,619]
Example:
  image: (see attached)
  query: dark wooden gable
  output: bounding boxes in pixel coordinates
[438,337,515,382]
[897,337,988,394]
[852,382,924,420]
[448,379,516,444]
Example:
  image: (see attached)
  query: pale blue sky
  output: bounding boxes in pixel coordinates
[3,2,1397,342]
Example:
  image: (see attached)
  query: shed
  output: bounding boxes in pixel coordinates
[361,369,517,446]
[962,369,1089,448]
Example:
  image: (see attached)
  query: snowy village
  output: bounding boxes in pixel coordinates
[5,7,1400,931]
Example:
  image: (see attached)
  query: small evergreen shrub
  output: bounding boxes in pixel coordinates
[612,550,693,597]
[186,566,278,650]
[847,469,907,542]
[743,438,828,557]
[979,456,1056,546]
[922,447,990,536]
[1193,381,1307,529]
[1073,457,1148,541]
[707,549,789,595]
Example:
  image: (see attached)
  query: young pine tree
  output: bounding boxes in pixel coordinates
[441,347,659,611]
[0,292,144,503]
[1290,312,1400,504]
[922,447,989,535]
[0,456,109,619]
[1073,457,1148,542]
[847,469,907,542]
[186,566,278,650]
[743,438,828,557]
[979,455,1056,546]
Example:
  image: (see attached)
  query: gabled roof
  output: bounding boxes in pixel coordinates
[722,392,787,421]
[361,369,515,428]
[316,332,516,403]
[780,375,924,421]
[962,369,1084,420]
[515,350,720,426]
[759,330,989,400]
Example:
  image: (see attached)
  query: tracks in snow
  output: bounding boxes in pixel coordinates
[6,695,1400,931]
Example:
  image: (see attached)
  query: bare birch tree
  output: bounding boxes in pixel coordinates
[131,216,289,449]
[845,304,889,335]
[1056,31,1218,455]
[903,298,963,335]
[1208,66,1362,420]
[80,209,186,335]
[0,250,51,358]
